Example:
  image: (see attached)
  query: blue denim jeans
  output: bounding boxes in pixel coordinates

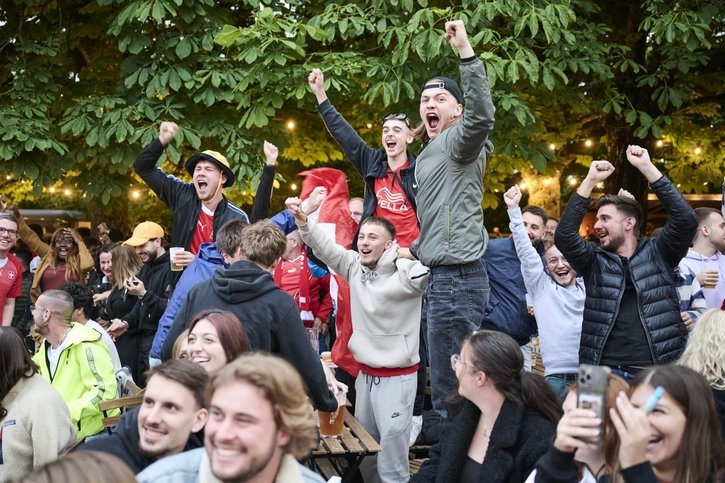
[425,259,489,418]
[545,373,577,401]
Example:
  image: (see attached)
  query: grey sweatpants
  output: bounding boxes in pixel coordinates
[355,371,417,483]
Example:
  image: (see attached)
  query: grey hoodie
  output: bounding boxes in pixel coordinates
[299,220,429,369]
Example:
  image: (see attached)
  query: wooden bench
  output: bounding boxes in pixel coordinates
[99,379,144,431]
[410,458,428,475]
[307,411,382,481]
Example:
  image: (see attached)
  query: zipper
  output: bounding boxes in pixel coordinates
[595,255,626,365]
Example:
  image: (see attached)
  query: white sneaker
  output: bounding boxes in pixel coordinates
[409,415,423,446]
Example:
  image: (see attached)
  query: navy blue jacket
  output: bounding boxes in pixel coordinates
[482,237,542,345]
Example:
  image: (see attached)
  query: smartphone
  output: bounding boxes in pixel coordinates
[577,364,610,445]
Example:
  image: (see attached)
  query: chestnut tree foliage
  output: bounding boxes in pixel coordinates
[0,0,721,225]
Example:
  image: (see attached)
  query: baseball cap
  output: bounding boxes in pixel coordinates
[420,76,463,103]
[185,150,235,188]
[271,210,298,236]
[123,221,165,247]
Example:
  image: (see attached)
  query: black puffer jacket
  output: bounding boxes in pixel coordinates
[555,176,697,365]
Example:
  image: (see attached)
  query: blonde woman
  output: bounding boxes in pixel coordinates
[98,245,143,381]
[679,308,725,438]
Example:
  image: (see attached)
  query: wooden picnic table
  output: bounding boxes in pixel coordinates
[307,410,382,481]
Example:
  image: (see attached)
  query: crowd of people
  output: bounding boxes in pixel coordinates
[1,19,724,483]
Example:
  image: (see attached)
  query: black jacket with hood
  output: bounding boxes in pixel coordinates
[161,260,338,412]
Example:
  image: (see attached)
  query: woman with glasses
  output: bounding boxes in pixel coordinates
[411,330,561,483]
[13,209,93,303]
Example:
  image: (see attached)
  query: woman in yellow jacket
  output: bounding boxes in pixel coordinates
[16,216,94,303]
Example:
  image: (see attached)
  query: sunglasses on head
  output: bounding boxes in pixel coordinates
[382,113,411,127]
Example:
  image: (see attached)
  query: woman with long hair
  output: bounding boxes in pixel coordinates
[186,310,250,373]
[411,330,562,483]
[97,245,143,324]
[678,308,725,437]
[608,364,725,483]
[98,245,143,381]
[531,374,629,483]
[0,327,75,481]
[16,215,94,302]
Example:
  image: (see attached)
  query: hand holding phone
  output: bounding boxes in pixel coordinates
[577,364,610,445]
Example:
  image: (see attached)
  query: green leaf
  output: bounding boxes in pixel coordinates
[176,38,192,59]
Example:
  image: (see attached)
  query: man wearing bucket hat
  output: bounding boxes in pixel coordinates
[133,122,250,271]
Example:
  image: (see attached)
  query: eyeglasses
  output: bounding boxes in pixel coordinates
[546,257,569,267]
[382,113,411,128]
[450,353,475,371]
[0,227,17,236]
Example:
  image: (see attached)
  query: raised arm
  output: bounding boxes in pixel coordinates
[133,122,189,208]
[556,160,615,274]
[287,198,357,280]
[504,186,547,295]
[250,141,278,222]
[308,68,377,175]
[445,20,495,166]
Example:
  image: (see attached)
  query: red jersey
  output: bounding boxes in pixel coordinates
[373,163,419,248]
[0,255,22,324]
[190,207,214,255]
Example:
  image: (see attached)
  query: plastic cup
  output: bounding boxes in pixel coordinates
[318,390,347,438]
[169,247,184,271]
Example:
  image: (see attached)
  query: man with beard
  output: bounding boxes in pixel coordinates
[555,145,697,380]
[31,289,117,440]
[133,122,250,272]
[81,360,207,473]
[503,185,585,400]
[137,353,325,483]
[481,202,548,365]
[107,221,171,386]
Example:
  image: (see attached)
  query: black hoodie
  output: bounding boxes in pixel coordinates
[162,260,338,412]
[79,407,203,473]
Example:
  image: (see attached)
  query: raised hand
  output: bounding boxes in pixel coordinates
[503,185,522,209]
[285,197,306,225]
[626,144,663,183]
[308,68,328,104]
[263,141,279,166]
[300,186,327,215]
[586,160,615,182]
[159,121,179,146]
[609,391,651,469]
[625,145,652,169]
[444,20,474,58]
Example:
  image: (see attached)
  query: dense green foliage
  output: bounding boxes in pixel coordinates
[0,0,721,230]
